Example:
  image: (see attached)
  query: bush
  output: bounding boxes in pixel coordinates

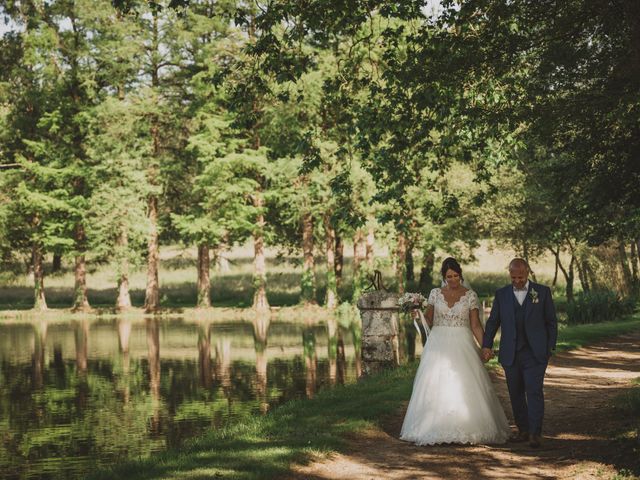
[566,290,636,325]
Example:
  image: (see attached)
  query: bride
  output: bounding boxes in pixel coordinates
[400,257,510,445]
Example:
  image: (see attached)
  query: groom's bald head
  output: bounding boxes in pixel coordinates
[509,258,529,272]
[509,258,529,289]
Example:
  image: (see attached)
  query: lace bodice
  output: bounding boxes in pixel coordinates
[427,288,480,328]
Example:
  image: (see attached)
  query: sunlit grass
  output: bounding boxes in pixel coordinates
[1,241,570,312]
[556,316,640,351]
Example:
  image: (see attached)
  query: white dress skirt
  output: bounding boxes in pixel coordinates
[400,288,510,445]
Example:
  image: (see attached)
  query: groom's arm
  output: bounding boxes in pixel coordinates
[544,286,558,356]
[482,292,501,350]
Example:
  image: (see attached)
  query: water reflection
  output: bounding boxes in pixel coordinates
[31,320,47,390]
[0,313,383,480]
[253,313,270,414]
[197,320,212,390]
[118,318,131,403]
[303,320,317,399]
[146,318,162,436]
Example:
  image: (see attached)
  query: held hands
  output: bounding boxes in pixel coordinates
[481,347,494,363]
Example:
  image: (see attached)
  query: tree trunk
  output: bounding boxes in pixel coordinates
[52,253,62,273]
[301,212,316,304]
[334,234,344,289]
[351,229,367,301]
[566,256,575,303]
[395,232,407,295]
[585,260,598,291]
[353,229,366,273]
[552,254,559,287]
[418,248,435,295]
[72,254,90,311]
[617,241,633,296]
[72,225,90,311]
[32,244,47,311]
[366,225,375,268]
[551,247,574,303]
[145,11,161,312]
[196,243,211,308]
[327,316,338,385]
[324,214,338,309]
[144,194,160,312]
[631,241,639,286]
[405,243,415,282]
[356,231,367,269]
[577,259,590,293]
[252,197,269,311]
[116,227,132,310]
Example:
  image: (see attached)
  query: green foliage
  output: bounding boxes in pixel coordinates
[566,291,637,325]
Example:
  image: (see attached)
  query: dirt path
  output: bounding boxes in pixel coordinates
[292,331,640,480]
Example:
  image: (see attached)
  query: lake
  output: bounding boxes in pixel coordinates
[0,315,420,479]
[0,310,423,480]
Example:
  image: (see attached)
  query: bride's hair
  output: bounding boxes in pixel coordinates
[441,257,464,281]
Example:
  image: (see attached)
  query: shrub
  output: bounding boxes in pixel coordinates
[566,290,636,325]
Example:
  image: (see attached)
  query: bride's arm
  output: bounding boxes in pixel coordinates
[411,304,434,328]
[424,304,434,328]
[469,308,484,346]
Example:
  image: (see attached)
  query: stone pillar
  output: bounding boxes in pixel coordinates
[356,291,400,376]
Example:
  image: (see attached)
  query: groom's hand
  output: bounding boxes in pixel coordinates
[481,347,493,363]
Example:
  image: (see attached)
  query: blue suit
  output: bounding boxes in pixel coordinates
[482,282,558,435]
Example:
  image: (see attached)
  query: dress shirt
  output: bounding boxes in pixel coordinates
[513,280,530,306]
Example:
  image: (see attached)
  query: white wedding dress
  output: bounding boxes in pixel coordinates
[400,288,510,445]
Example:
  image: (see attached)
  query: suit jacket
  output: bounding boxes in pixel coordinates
[482,281,558,366]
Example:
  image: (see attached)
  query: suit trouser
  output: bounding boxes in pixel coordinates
[503,346,548,435]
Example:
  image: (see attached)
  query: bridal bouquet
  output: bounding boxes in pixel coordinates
[397,292,428,313]
[398,292,431,343]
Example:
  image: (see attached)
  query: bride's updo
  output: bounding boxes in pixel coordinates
[441,257,464,281]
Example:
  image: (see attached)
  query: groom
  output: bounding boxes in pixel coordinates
[481,258,558,448]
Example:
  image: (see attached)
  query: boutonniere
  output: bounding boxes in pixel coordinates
[529,288,539,304]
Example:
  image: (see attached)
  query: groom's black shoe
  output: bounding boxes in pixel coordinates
[529,434,542,448]
[509,431,529,443]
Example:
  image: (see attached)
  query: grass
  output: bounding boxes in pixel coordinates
[0,240,569,313]
[555,317,640,351]
[89,313,640,480]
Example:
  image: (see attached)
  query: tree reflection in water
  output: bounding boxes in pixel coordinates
[197,320,213,390]
[252,312,271,413]
[31,320,47,390]
[146,318,162,435]
[117,318,132,403]
[303,320,317,398]
[0,315,363,480]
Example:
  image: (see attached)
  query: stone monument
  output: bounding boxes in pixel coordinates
[356,273,400,375]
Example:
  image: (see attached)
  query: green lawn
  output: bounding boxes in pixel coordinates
[89,314,640,480]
